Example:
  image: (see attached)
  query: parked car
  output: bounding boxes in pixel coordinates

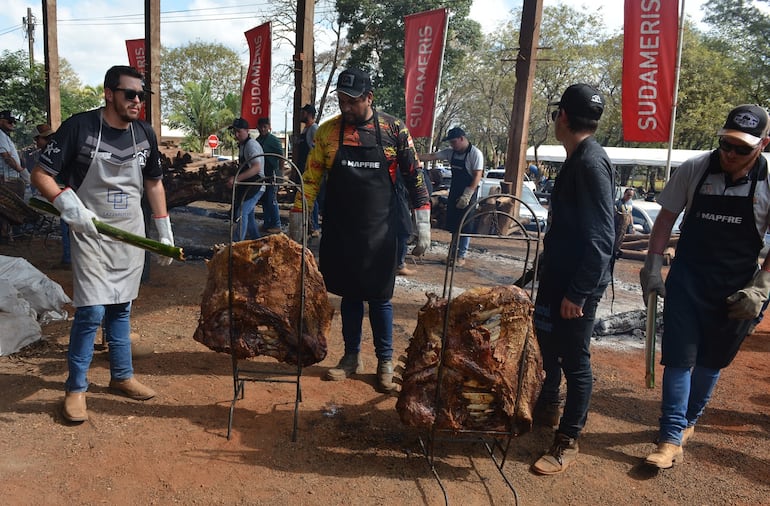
[479,168,536,198]
[477,181,548,232]
[631,200,683,234]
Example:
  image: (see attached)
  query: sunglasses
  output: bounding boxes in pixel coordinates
[551,109,560,122]
[113,87,146,102]
[718,138,758,156]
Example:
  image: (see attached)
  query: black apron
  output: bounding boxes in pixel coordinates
[319,113,397,300]
[662,154,764,369]
[444,146,477,233]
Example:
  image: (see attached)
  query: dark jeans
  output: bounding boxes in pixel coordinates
[340,298,393,362]
[534,295,601,439]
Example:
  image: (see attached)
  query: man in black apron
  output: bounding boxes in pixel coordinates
[31,66,174,423]
[288,68,431,392]
[641,104,770,469]
[419,128,484,266]
[531,84,615,475]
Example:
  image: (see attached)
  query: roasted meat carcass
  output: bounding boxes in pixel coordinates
[396,285,543,433]
[193,234,332,366]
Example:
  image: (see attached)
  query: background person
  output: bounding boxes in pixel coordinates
[288,68,431,392]
[531,84,615,475]
[614,187,635,257]
[227,117,265,241]
[256,117,283,234]
[0,110,29,242]
[296,103,323,237]
[640,104,770,469]
[419,127,483,266]
[30,65,174,423]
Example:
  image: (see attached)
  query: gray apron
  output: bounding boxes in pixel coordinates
[71,115,145,307]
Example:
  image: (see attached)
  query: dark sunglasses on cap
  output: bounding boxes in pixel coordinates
[113,87,146,102]
[551,109,560,122]
[718,138,758,156]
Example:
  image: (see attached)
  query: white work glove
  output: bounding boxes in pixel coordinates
[726,270,770,320]
[456,186,475,209]
[288,210,304,243]
[153,215,174,266]
[52,188,99,237]
[19,168,31,184]
[411,208,431,256]
[639,253,666,303]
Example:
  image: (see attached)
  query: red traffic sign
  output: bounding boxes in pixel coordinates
[207,134,219,149]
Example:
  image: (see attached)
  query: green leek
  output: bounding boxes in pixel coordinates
[29,197,185,261]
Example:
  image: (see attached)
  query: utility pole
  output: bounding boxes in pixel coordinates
[503,0,544,200]
[144,0,161,132]
[292,0,315,168]
[23,7,35,69]
[42,0,61,128]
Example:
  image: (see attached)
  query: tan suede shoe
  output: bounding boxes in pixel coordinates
[62,392,88,422]
[645,442,683,469]
[109,377,156,400]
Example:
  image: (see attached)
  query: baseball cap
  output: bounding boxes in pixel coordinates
[717,104,770,146]
[333,68,372,98]
[230,117,250,130]
[549,84,604,121]
[0,110,17,122]
[441,127,466,142]
[34,124,55,138]
[301,104,316,116]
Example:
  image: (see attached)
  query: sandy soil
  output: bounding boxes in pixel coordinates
[1,210,769,506]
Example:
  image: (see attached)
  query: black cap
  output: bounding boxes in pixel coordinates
[230,117,250,130]
[0,110,17,122]
[257,117,270,127]
[333,68,372,98]
[549,84,604,121]
[717,104,770,145]
[301,104,316,116]
[441,127,466,142]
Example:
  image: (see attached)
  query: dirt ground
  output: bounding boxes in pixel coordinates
[1,208,769,506]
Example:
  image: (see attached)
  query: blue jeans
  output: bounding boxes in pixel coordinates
[397,233,410,267]
[534,295,601,439]
[234,188,265,241]
[312,178,326,231]
[340,298,393,362]
[458,235,470,258]
[659,365,720,445]
[261,186,281,229]
[66,303,132,392]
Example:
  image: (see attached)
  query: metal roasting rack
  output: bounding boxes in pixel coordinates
[226,153,308,442]
[419,192,542,505]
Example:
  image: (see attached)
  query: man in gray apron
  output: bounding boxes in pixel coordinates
[641,104,770,469]
[288,68,431,392]
[419,128,484,266]
[31,65,174,423]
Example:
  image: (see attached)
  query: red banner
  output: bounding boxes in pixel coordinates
[125,38,147,120]
[404,8,447,138]
[241,23,271,127]
[622,0,679,142]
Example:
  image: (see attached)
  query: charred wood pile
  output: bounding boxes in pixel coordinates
[193,234,333,366]
[618,233,679,264]
[160,151,236,209]
[396,286,543,434]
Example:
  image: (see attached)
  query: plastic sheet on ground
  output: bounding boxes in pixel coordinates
[0,255,70,356]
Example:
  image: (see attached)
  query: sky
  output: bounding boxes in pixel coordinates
[0,0,708,130]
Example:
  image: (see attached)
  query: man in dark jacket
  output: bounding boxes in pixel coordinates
[256,117,283,234]
[531,84,615,475]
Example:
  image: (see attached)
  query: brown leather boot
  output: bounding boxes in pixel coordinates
[531,432,579,475]
[645,442,683,469]
[376,360,396,393]
[325,354,364,381]
[109,377,156,400]
[62,392,88,422]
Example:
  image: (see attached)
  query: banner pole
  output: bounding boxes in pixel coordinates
[428,9,450,153]
[665,0,686,183]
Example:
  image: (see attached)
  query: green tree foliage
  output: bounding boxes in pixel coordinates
[702,0,770,104]
[161,41,243,119]
[335,0,482,118]
[167,79,234,152]
[59,59,103,121]
[0,50,47,144]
